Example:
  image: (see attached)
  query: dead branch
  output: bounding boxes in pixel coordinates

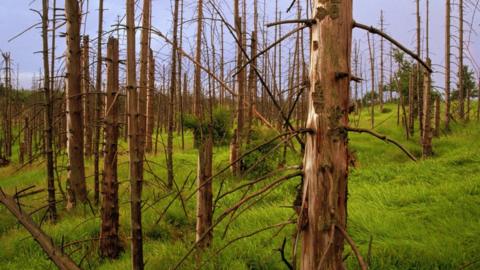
[0,189,81,270]
[173,172,302,270]
[266,19,315,28]
[353,21,432,73]
[335,225,368,270]
[345,126,417,161]
[278,237,294,270]
[234,25,309,76]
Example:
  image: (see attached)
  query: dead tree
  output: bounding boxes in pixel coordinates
[434,95,440,137]
[232,0,245,176]
[139,0,151,173]
[367,33,375,128]
[416,0,423,137]
[93,0,104,205]
[408,72,415,136]
[1,53,12,159]
[82,35,93,157]
[100,37,122,259]
[65,0,87,208]
[194,0,213,250]
[422,0,433,157]
[0,189,81,270]
[146,49,155,153]
[422,59,433,157]
[445,0,451,129]
[167,0,180,189]
[178,0,186,150]
[126,0,144,268]
[379,10,384,111]
[458,0,465,120]
[41,0,57,222]
[301,1,352,269]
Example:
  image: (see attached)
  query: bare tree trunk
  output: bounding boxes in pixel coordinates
[408,72,415,136]
[41,0,57,222]
[167,0,180,189]
[422,59,433,157]
[445,0,451,129]
[127,0,144,268]
[146,49,155,153]
[458,0,465,120]
[194,0,213,250]
[367,33,375,129]
[178,0,185,150]
[65,0,87,208]
[477,77,480,122]
[434,95,440,137]
[100,37,121,259]
[232,0,244,176]
[416,0,423,137]
[93,0,104,206]
[379,10,384,111]
[301,1,352,269]
[82,36,93,157]
[422,0,433,157]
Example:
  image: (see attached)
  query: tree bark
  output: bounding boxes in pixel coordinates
[194,0,213,250]
[93,0,104,206]
[65,0,87,208]
[167,0,180,189]
[422,59,433,157]
[146,49,155,153]
[42,0,57,222]
[379,10,384,111]
[100,37,122,259]
[82,35,93,157]
[444,0,451,129]
[367,33,375,129]
[127,0,144,268]
[301,1,352,269]
[458,0,465,120]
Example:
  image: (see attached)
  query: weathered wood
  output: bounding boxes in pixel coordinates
[194,0,213,251]
[100,37,122,259]
[127,0,144,268]
[93,0,104,206]
[42,0,57,221]
[65,0,87,208]
[301,1,353,269]
[82,35,93,157]
[445,0,451,129]
[422,59,433,157]
[167,0,180,189]
[0,189,81,270]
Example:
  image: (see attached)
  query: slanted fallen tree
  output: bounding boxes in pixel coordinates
[0,188,81,270]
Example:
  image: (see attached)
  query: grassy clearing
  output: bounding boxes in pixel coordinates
[0,103,479,269]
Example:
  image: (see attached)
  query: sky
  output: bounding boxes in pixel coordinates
[0,0,479,92]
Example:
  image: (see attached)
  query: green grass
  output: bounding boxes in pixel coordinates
[0,103,479,269]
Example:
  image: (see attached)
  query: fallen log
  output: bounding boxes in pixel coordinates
[0,188,81,270]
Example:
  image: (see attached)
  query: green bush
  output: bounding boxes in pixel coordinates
[241,126,282,178]
[182,107,232,147]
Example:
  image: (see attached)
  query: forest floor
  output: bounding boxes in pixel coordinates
[0,103,479,270]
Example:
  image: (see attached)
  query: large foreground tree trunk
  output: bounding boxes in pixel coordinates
[301,1,352,269]
[41,0,57,222]
[65,0,87,208]
[100,37,121,259]
[93,0,104,205]
[194,0,213,250]
[126,0,144,268]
